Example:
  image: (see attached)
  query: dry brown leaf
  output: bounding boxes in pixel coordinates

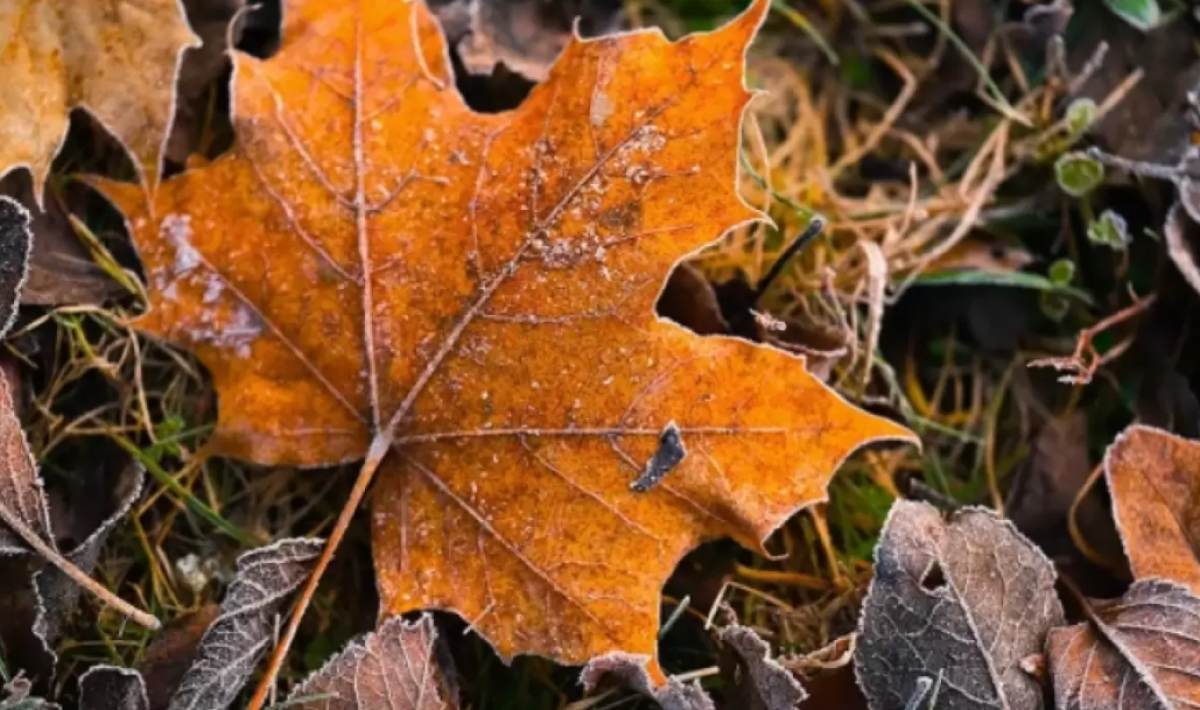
[716,624,807,710]
[1048,579,1200,710]
[0,0,199,200]
[580,652,714,710]
[1106,424,1200,594]
[166,538,322,710]
[79,667,149,710]
[854,501,1064,710]
[285,615,456,710]
[0,175,122,305]
[432,0,623,82]
[92,0,914,668]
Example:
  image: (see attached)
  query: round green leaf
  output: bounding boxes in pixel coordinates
[1056,152,1105,197]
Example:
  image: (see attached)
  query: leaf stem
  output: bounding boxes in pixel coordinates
[244,434,392,710]
[0,502,159,630]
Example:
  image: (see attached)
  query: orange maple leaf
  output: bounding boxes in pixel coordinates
[93,0,914,672]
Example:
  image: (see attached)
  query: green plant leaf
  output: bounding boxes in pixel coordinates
[1056,152,1105,197]
[1049,258,1076,286]
[1102,0,1161,30]
[1087,210,1131,250]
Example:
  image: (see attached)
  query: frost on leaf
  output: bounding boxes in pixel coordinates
[91,0,914,667]
[285,615,457,710]
[716,624,807,710]
[0,198,31,331]
[0,0,199,201]
[79,666,148,710]
[1106,424,1200,594]
[854,501,1064,710]
[166,538,322,710]
[581,653,715,710]
[1048,579,1200,710]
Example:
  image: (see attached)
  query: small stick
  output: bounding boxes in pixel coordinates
[0,504,159,630]
[244,435,391,710]
[1028,291,1156,385]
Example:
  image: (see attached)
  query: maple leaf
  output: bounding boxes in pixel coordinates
[0,0,199,202]
[92,0,914,670]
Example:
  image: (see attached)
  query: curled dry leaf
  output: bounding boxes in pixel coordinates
[1048,579,1200,710]
[285,615,456,710]
[716,624,807,710]
[166,538,322,710]
[92,0,914,668]
[580,652,714,710]
[432,0,624,82]
[0,0,199,200]
[79,666,149,710]
[1106,424,1200,594]
[854,501,1064,710]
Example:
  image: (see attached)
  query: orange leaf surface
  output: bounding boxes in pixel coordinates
[1107,424,1200,594]
[0,0,199,199]
[92,0,914,666]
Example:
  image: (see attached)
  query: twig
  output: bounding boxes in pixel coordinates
[0,503,159,629]
[1028,291,1156,385]
[244,434,391,710]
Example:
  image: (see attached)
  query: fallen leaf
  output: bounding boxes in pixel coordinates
[1106,424,1200,594]
[138,605,221,710]
[1005,411,1093,541]
[166,538,321,710]
[431,0,624,81]
[0,0,200,200]
[79,666,149,710]
[854,501,1064,710]
[1048,579,1200,710]
[0,462,146,688]
[580,652,714,710]
[34,465,146,648]
[716,624,806,710]
[92,0,914,669]
[0,197,32,333]
[285,615,457,710]
[0,175,122,305]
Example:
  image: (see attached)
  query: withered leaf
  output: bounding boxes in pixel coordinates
[1107,424,1200,594]
[1048,579,1200,710]
[94,0,913,667]
[34,465,146,647]
[432,0,624,82]
[0,0,199,199]
[854,501,1064,710]
[138,605,221,710]
[580,652,715,710]
[0,197,32,338]
[79,666,149,710]
[0,370,53,556]
[285,615,456,710]
[716,624,807,710]
[166,538,322,710]
[0,175,122,305]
